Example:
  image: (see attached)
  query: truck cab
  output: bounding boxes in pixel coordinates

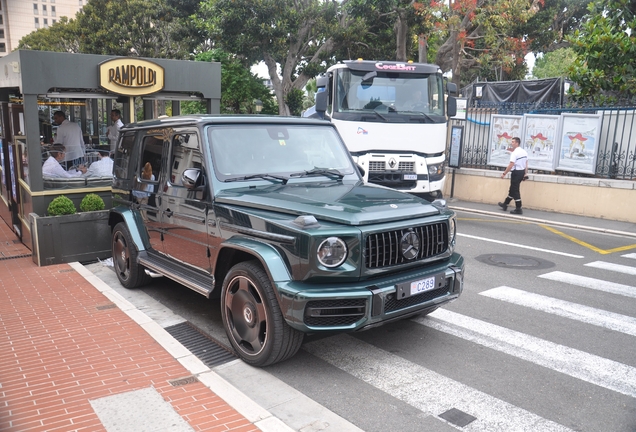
[308,60,457,201]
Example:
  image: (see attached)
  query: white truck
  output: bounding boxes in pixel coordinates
[307,60,457,200]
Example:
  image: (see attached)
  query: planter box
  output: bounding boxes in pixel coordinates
[29,211,112,266]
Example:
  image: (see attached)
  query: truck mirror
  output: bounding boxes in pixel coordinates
[446,82,458,96]
[447,96,457,118]
[315,89,328,118]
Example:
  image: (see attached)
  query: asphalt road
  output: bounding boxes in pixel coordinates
[86,208,636,432]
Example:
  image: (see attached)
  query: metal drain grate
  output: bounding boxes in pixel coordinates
[96,304,117,311]
[0,253,33,261]
[165,321,237,368]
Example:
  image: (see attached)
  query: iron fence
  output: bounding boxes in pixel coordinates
[449,102,636,180]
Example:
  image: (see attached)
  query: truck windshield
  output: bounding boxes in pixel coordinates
[208,124,357,183]
[333,68,445,122]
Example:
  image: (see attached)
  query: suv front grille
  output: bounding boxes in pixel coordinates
[304,298,366,326]
[365,222,448,269]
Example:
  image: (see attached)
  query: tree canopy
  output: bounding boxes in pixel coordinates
[567,0,636,104]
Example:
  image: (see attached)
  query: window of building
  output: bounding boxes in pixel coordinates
[0,43,5,53]
[78,0,82,5]
[42,5,47,15]
[33,3,38,14]
[52,19,56,25]
[0,15,3,25]
[43,18,48,28]
[51,6,56,17]
[35,17,39,28]
[0,30,4,39]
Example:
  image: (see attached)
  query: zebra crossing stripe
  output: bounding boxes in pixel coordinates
[622,253,636,260]
[538,271,636,299]
[585,261,636,276]
[417,309,636,398]
[457,233,584,258]
[480,286,636,336]
[303,334,573,432]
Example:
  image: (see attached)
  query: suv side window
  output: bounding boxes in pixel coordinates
[169,130,206,201]
[114,132,136,179]
[137,132,164,186]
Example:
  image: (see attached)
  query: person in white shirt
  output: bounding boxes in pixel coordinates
[498,137,528,215]
[107,109,124,155]
[42,144,87,178]
[83,151,113,177]
[52,111,85,166]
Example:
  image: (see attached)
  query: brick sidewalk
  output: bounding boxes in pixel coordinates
[0,223,260,431]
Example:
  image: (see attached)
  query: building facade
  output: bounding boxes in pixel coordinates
[0,0,84,57]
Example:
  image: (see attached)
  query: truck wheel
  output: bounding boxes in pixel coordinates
[112,222,150,288]
[221,261,304,366]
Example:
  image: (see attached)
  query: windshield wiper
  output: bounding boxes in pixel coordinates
[290,167,345,180]
[401,111,435,122]
[224,173,289,184]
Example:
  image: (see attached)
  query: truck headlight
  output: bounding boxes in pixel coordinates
[317,237,348,268]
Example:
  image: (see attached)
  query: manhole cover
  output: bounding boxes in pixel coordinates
[476,254,555,270]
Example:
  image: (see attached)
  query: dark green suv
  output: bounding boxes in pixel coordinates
[109,115,464,366]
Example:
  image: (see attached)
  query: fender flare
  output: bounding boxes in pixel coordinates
[109,207,149,252]
[219,236,292,283]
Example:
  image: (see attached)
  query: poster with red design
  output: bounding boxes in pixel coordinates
[487,115,523,168]
[521,114,561,171]
[556,113,602,174]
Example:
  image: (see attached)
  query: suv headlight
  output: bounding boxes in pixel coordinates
[449,216,457,245]
[317,237,348,268]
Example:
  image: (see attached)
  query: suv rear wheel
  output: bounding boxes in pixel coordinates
[112,222,151,288]
[221,260,303,366]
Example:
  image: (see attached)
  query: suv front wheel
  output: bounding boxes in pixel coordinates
[221,260,303,366]
[112,222,151,288]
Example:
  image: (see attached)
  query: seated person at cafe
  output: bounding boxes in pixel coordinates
[42,143,87,178]
[82,151,113,177]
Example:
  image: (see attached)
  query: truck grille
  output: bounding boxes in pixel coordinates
[368,161,415,172]
[365,222,448,268]
[304,298,366,326]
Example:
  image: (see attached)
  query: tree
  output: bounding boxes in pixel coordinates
[17,17,80,52]
[531,48,577,79]
[567,0,636,104]
[19,0,202,59]
[195,50,277,114]
[198,0,365,116]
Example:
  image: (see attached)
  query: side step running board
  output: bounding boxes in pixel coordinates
[138,251,215,298]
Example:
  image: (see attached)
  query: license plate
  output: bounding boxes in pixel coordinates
[403,173,417,180]
[410,276,436,295]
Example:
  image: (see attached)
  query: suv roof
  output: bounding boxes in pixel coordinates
[121,114,331,131]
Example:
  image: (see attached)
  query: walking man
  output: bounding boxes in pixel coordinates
[498,137,528,215]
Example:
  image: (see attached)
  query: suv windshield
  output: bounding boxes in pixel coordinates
[209,124,356,182]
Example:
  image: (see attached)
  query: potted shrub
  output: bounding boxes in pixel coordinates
[80,193,105,212]
[30,193,111,266]
[47,195,76,216]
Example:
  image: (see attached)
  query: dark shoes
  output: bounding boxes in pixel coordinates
[510,208,523,215]
[498,202,508,211]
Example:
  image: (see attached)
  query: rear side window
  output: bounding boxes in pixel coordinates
[114,132,136,179]
[138,134,164,184]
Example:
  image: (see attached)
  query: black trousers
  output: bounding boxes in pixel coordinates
[506,170,525,207]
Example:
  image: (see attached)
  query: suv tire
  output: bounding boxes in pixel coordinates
[221,260,304,366]
[112,222,151,288]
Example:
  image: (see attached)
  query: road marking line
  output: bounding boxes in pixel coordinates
[585,261,636,276]
[416,309,636,398]
[538,271,636,299]
[541,225,636,254]
[457,233,584,258]
[480,286,636,336]
[622,253,636,260]
[303,335,572,432]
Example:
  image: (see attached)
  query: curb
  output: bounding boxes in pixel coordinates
[449,206,636,239]
[70,262,295,432]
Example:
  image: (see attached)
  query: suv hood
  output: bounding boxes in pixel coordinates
[215,182,441,226]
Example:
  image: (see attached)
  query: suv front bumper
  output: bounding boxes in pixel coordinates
[276,253,464,333]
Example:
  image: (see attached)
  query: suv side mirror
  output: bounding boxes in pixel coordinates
[182,168,203,189]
